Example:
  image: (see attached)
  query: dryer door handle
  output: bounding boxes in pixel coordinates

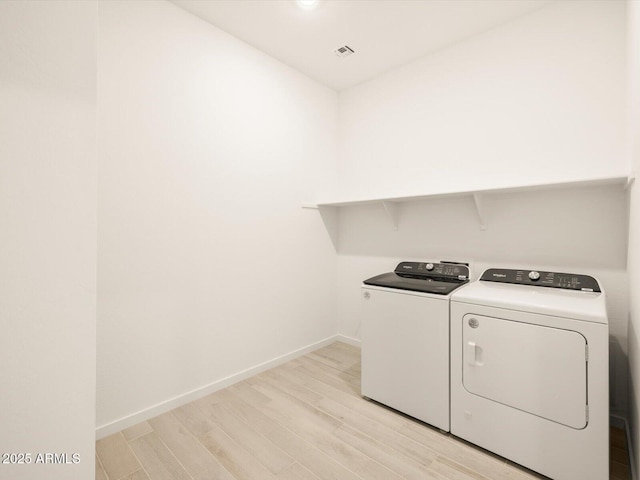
[467,341,482,366]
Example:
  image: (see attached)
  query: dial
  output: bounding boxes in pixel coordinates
[528,271,540,281]
[426,263,434,271]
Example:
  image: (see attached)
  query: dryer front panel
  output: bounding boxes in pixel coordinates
[462,314,587,429]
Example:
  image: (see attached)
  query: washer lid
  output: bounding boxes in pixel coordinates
[451,280,607,325]
[363,272,468,295]
[364,261,469,295]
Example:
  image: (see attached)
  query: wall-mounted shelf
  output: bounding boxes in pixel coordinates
[303,174,632,232]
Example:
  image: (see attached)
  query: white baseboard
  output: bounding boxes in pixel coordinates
[96,334,341,439]
[334,334,361,347]
[611,414,636,480]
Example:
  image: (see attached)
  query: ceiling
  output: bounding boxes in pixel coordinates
[170,0,553,91]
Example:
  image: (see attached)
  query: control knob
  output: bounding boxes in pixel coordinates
[426,263,434,271]
[528,271,541,281]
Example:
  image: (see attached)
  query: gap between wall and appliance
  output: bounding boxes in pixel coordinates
[611,413,637,480]
[95,334,361,439]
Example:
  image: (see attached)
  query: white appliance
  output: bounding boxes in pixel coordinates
[361,261,469,431]
[450,268,608,480]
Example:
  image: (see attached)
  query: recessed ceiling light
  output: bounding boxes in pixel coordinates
[296,0,319,10]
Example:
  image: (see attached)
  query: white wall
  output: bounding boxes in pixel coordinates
[0,1,97,479]
[335,1,630,414]
[336,0,627,202]
[626,0,640,476]
[97,0,338,434]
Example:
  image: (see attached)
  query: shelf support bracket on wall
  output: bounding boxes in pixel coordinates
[626,173,636,189]
[382,200,399,230]
[472,193,486,230]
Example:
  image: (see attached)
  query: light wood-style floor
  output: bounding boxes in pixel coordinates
[96,341,630,480]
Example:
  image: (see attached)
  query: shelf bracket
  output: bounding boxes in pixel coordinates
[626,173,636,190]
[472,193,486,230]
[382,200,399,230]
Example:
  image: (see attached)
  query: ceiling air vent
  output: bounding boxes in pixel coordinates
[334,45,355,58]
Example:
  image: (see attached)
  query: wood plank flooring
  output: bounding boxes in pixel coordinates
[97,341,630,480]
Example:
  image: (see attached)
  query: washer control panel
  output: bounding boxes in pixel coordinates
[395,261,469,280]
[480,268,601,292]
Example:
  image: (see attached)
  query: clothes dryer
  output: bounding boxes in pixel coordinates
[450,268,608,480]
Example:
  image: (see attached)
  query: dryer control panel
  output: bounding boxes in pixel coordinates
[480,268,601,292]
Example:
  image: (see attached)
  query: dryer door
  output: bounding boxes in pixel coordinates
[462,314,587,429]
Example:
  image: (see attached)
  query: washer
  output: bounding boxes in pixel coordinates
[450,268,608,480]
[361,261,469,431]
